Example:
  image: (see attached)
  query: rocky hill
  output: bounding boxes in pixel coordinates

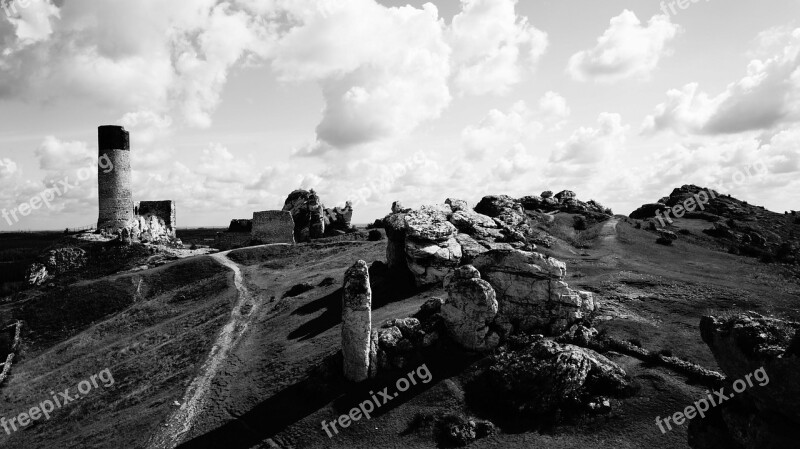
[630,184,800,265]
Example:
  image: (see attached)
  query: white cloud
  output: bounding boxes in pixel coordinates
[0,157,18,180]
[644,27,800,136]
[552,113,628,164]
[0,0,270,128]
[271,1,451,149]
[567,11,679,83]
[461,100,542,159]
[34,136,93,171]
[448,0,548,95]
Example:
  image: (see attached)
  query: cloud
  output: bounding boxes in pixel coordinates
[644,27,800,135]
[552,113,628,164]
[0,157,18,180]
[567,11,679,83]
[34,136,93,171]
[448,0,548,95]
[0,0,270,128]
[461,100,543,159]
[271,1,451,149]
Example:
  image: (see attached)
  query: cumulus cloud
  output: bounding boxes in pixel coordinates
[567,11,679,83]
[644,27,800,136]
[461,100,542,159]
[0,157,18,180]
[34,136,93,171]
[0,0,270,128]
[271,1,450,150]
[552,113,628,164]
[449,0,549,95]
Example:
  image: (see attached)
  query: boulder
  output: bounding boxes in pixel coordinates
[392,200,409,214]
[472,249,593,334]
[441,266,500,351]
[445,198,469,213]
[455,233,488,263]
[554,190,577,202]
[483,336,630,415]
[449,210,497,234]
[689,312,800,449]
[405,206,457,241]
[541,191,554,199]
[40,247,87,275]
[474,195,523,218]
[406,237,462,287]
[341,260,372,382]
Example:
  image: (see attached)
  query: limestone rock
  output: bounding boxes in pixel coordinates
[40,247,87,275]
[554,190,577,202]
[474,195,523,218]
[541,190,554,199]
[405,206,457,241]
[445,198,469,213]
[449,210,497,233]
[392,200,410,214]
[441,266,500,351]
[342,260,372,382]
[472,249,592,334]
[689,312,800,449]
[405,236,462,287]
[455,233,488,264]
[25,263,49,286]
[485,336,630,415]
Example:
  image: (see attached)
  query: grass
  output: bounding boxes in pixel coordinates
[544,214,605,248]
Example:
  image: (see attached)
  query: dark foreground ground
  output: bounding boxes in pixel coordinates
[0,218,798,448]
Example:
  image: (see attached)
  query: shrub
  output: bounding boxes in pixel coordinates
[368,229,383,241]
[573,216,587,231]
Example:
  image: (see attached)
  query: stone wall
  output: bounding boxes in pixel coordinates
[214,232,252,250]
[97,125,134,232]
[136,200,176,237]
[251,210,295,244]
[228,219,252,233]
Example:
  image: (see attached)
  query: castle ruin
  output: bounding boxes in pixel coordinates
[96,125,177,243]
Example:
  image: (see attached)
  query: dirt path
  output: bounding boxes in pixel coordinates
[146,249,266,449]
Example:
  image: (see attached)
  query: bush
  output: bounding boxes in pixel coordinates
[573,216,587,231]
[190,243,198,250]
[368,229,383,241]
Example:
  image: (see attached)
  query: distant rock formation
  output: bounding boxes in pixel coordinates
[282,189,356,242]
[690,312,800,449]
[342,260,372,382]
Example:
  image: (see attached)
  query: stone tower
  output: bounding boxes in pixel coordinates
[97,125,134,232]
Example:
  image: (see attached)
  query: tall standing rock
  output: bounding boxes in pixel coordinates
[308,190,325,239]
[342,260,372,382]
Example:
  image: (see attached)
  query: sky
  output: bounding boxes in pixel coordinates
[0,0,799,230]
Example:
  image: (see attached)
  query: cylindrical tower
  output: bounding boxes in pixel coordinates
[97,125,134,231]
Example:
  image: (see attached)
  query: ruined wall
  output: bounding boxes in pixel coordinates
[214,232,252,250]
[137,201,176,237]
[228,219,252,233]
[97,125,133,231]
[251,211,295,244]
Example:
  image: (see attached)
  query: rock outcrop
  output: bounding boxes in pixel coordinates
[283,189,356,242]
[342,260,372,382]
[689,312,800,449]
[472,249,594,335]
[479,334,630,416]
[26,247,88,285]
[441,266,500,352]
